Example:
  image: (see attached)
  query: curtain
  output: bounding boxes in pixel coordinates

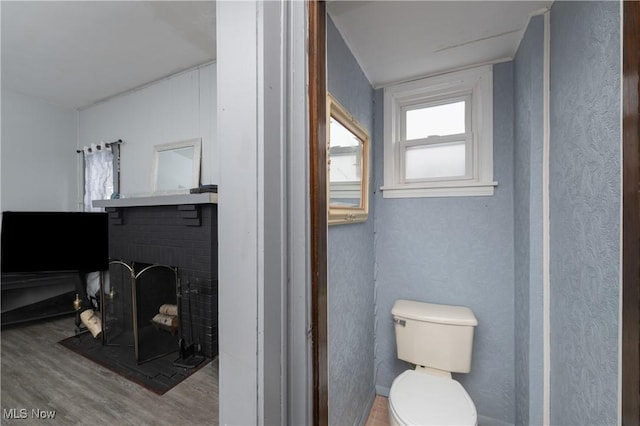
[82,143,114,306]
[83,144,114,212]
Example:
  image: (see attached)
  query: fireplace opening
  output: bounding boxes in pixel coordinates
[103,261,179,364]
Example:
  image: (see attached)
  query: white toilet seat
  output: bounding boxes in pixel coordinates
[388,370,477,426]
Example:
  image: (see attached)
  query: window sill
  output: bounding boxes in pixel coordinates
[380,181,498,198]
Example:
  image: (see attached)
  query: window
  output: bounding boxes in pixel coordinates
[382,65,496,198]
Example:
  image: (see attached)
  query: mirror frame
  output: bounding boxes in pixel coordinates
[327,94,370,225]
[151,138,202,193]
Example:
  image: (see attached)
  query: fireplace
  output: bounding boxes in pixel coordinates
[95,194,218,361]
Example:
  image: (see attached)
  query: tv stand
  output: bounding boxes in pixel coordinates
[1,272,81,326]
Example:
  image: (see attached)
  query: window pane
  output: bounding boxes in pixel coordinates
[406,101,465,140]
[405,141,466,180]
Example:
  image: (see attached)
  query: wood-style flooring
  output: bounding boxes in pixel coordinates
[1,316,218,425]
[364,396,390,426]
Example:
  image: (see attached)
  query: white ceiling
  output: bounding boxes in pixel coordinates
[1,1,216,110]
[1,1,551,110]
[327,0,552,88]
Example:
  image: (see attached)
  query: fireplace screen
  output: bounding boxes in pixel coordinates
[103,261,179,364]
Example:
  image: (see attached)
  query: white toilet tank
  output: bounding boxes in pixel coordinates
[392,299,478,373]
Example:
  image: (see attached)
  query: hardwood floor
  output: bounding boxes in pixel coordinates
[1,316,218,425]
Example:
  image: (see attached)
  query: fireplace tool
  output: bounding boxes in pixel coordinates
[173,277,204,369]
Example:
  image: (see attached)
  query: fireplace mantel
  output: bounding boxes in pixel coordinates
[93,193,217,208]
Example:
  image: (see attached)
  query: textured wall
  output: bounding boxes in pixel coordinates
[549,2,620,425]
[327,16,376,426]
[373,63,516,424]
[513,15,544,426]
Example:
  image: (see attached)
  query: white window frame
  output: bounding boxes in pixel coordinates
[382,64,497,198]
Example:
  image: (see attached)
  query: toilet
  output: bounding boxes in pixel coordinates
[388,299,479,426]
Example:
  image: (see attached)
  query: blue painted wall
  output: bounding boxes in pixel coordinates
[549,2,620,425]
[327,16,376,426]
[373,63,516,424]
[513,15,544,426]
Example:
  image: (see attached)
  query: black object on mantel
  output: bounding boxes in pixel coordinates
[190,184,218,194]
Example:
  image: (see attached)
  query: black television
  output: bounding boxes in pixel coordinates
[1,211,108,274]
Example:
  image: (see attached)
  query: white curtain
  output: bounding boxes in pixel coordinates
[83,143,114,212]
[83,143,114,306]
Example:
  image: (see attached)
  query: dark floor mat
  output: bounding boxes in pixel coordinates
[58,333,210,395]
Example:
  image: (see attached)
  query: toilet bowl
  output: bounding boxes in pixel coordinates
[388,370,477,426]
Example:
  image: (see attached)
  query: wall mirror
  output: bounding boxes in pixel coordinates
[327,94,370,225]
[152,138,202,193]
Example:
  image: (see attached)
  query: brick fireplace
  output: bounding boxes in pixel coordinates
[97,194,218,361]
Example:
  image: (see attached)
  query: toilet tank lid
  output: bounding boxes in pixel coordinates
[392,300,478,326]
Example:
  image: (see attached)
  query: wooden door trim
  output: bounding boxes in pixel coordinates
[622,2,640,425]
[309,1,328,425]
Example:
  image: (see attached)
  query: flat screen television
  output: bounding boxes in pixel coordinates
[1,211,108,273]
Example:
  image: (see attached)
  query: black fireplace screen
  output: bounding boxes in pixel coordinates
[103,261,179,364]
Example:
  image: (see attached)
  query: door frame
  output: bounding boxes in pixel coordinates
[622,2,639,425]
[309,1,329,425]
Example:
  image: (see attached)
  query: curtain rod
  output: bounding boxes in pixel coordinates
[76,139,123,154]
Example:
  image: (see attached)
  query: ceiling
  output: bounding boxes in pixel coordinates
[1,1,216,110]
[327,0,552,88]
[1,1,551,110]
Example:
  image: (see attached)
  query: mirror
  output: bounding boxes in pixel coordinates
[152,138,202,193]
[327,94,370,225]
